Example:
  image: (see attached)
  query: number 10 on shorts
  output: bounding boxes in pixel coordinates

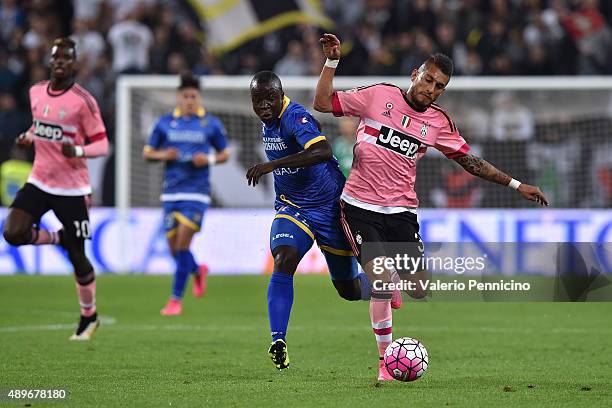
[73,220,91,238]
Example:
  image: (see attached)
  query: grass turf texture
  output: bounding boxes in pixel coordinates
[0,275,611,407]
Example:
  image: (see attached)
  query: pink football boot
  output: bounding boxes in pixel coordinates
[192,264,208,298]
[378,359,395,381]
[391,289,402,309]
[160,299,182,316]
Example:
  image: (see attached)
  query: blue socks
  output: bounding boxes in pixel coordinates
[268,271,294,341]
[172,250,191,299]
[185,250,199,275]
[358,272,372,300]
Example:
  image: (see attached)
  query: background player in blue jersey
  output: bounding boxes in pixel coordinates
[144,74,229,316]
[247,71,371,370]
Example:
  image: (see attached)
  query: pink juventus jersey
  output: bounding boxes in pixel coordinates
[332,83,469,209]
[27,81,107,196]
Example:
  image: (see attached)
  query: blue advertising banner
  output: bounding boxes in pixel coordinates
[0,208,610,275]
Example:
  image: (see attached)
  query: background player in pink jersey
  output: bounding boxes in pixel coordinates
[2,38,109,340]
[314,33,549,380]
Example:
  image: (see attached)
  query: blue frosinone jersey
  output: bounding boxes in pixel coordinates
[145,107,228,203]
[263,96,345,208]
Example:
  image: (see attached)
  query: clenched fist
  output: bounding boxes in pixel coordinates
[61,142,77,157]
[15,132,33,147]
[320,33,341,60]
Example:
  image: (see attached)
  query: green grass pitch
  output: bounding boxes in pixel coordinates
[1,275,611,407]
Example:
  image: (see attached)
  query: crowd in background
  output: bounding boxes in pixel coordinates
[1,0,612,207]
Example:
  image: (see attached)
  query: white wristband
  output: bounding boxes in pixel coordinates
[324,58,339,69]
[74,146,84,157]
[207,153,217,166]
[508,178,521,190]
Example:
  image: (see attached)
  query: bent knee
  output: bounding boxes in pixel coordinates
[337,289,361,301]
[2,227,29,246]
[334,282,361,301]
[408,288,428,299]
[273,249,299,273]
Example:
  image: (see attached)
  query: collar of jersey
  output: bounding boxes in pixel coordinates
[173,107,206,118]
[278,96,290,118]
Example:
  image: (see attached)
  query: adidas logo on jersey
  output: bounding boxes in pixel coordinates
[376,126,421,159]
[33,120,64,141]
[381,102,393,118]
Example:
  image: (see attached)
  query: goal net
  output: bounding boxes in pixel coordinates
[118,75,612,212]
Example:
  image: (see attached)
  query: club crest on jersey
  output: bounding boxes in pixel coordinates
[43,104,50,117]
[376,126,421,159]
[58,109,66,119]
[420,124,428,138]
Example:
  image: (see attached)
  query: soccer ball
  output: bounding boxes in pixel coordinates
[383,337,429,382]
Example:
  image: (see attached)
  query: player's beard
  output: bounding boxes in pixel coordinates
[405,89,429,111]
[416,93,433,109]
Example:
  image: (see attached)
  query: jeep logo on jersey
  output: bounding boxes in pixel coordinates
[33,120,63,141]
[376,126,421,158]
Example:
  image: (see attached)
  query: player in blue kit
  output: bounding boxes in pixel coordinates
[144,74,230,316]
[246,71,371,369]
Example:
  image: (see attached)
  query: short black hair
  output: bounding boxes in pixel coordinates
[424,53,453,77]
[178,73,200,90]
[250,71,283,93]
[51,37,76,57]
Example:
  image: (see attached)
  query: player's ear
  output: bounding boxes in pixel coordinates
[410,69,418,82]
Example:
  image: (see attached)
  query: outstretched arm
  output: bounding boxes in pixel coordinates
[246,140,332,186]
[313,33,342,113]
[453,153,549,206]
[453,153,511,185]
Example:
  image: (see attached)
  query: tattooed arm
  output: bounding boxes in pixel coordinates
[454,153,550,206]
[453,153,511,185]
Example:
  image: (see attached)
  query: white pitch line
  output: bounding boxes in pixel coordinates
[0,315,116,333]
[45,323,608,335]
[1,318,609,334]
[0,323,76,333]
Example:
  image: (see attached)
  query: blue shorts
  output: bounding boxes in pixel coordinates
[270,201,357,281]
[163,200,208,236]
